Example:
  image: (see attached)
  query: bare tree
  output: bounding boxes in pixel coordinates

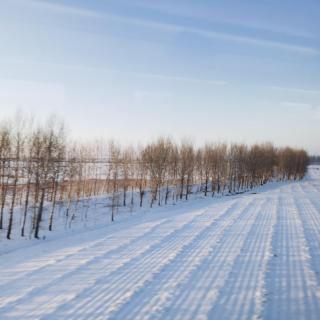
[34,118,65,239]
[143,138,172,207]
[0,113,310,240]
[0,123,11,230]
[178,142,194,200]
[109,141,121,222]
[7,119,23,239]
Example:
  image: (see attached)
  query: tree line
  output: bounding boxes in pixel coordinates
[0,116,309,240]
[309,155,320,164]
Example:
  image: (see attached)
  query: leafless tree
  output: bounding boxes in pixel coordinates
[0,113,310,240]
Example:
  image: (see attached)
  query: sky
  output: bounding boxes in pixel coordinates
[0,0,319,154]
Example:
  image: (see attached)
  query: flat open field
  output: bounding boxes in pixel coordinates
[1,166,320,320]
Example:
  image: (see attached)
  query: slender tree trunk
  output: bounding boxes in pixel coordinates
[35,187,45,239]
[0,174,10,229]
[158,185,161,206]
[130,186,134,206]
[123,186,127,206]
[7,177,18,239]
[7,145,19,239]
[49,178,58,231]
[185,176,191,200]
[180,178,184,200]
[21,180,31,237]
[204,176,208,196]
[165,182,169,205]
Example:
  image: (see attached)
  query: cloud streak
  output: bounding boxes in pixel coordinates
[281,101,316,110]
[270,86,320,95]
[29,0,102,18]
[1,57,227,86]
[281,101,320,119]
[134,71,228,86]
[25,1,319,56]
[132,0,314,39]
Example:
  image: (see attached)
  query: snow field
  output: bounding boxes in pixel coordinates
[0,166,320,319]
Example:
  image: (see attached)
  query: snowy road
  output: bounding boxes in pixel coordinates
[1,167,320,319]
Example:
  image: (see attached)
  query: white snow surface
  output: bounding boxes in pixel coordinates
[1,166,320,319]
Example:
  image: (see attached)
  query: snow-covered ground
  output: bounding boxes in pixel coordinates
[0,166,320,320]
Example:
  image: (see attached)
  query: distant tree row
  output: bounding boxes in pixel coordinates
[0,116,309,239]
[309,155,320,164]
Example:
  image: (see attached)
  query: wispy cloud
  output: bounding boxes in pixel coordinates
[132,1,313,39]
[187,28,318,55]
[281,101,320,119]
[133,90,171,101]
[134,71,227,86]
[19,0,320,55]
[1,57,227,86]
[29,0,102,18]
[100,13,319,55]
[270,86,320,95]
[281,101,315,110]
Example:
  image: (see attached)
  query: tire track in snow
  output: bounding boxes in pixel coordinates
[2,173,320,319]
[0,219,166,312]
[206,195,278,320]
[109,198,255,320]
[298,180,320,198]
[0,220,163,290]
[262,190,320,320]
[0,236,112,285]
[38,199,246,320]
[0,198,212,280]
[0,232,131,285]
[0,204,224,319]
[294,184,320,286]
[153,197,266,320]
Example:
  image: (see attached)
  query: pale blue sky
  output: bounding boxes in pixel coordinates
[0,0,319,153]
